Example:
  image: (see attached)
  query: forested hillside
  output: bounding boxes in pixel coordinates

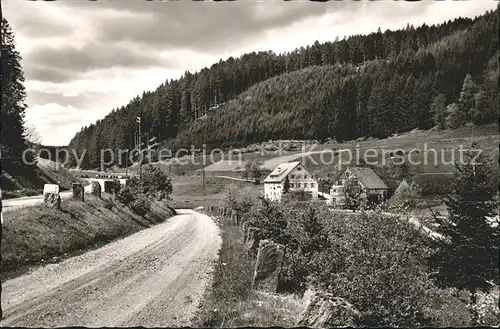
[68,8,499,169]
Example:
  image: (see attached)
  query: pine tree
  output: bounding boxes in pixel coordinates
[1,18,32,171]
[457,74,477,124]
[445,103,464,129]
[429,144,499,323]
[430,93,447,130]
[472,89,488,125]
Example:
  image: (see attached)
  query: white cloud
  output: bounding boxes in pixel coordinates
[4,1,497,145]
[25,103,98,145]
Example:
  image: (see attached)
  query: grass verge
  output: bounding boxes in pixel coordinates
[192,214,302,327]
[1,194,176,280]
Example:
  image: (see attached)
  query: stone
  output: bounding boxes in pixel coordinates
[43,184,59,195]
[72,183,84,201]
[296,291,361,328]
[251,240,284,293]
[91,181,102,197]
[44,192,61,209]
[103,180,114,193]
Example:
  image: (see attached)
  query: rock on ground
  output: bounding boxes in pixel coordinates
[251,240,284,293]
[296,291,361,328]
[91,182,102,197]
[72,183,84,201]
[43,192,61,209]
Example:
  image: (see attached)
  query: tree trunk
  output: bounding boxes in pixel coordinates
[469,290,479,324]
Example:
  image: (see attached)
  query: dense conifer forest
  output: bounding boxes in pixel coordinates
[65,8,498,169]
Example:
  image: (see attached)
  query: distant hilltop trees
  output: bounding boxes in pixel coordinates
[67,8,499,169]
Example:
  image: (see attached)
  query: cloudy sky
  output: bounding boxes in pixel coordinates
[3,0,497,145]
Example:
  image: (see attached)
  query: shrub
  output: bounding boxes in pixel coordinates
[220,184,241,210]
[116,186,135,205]
[128,165,173,201]
[128,197,151,216]
[244,198,290,246]
[220,184,255,213]
[279,203,331,292]
[312,210,437,327]
[244,200,439,326]
[388,179,421,210]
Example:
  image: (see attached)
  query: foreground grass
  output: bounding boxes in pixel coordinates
[1,194,175,280]
[193,215,302,327]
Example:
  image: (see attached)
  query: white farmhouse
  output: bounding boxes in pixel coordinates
[264,161,319,201]
[330,167,388,208]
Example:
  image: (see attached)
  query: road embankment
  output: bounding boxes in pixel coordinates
[1,194,176,280]
[1,210,220,327]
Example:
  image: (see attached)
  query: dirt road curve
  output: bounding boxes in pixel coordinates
[1,209,221,327]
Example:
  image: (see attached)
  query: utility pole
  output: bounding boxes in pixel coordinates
[125,149,129,179]
[137,116,142,181]
[202,144,206,201]
[0,0,4,320]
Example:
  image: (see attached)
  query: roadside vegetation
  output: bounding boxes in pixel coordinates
[196,147,499,327]
[194,184,302,327]
[1,164,176,280]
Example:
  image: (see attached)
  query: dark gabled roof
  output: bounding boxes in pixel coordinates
[346,167,388,189]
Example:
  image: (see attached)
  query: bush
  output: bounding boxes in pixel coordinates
[220,184,255,213]
[388,179,421,211]
[128,197,151,216]
[313,211,437,327]
[116,185,151,216]
[244,200,439,326]
[116,186,135,205]
[243,198,290,247]
[138,165,173,201]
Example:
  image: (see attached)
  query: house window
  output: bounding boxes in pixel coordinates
[305,175,308,179]
[332,188,336,193]
[298,183,302,188]
[297,175,301,179]
[291,183,295,188]
[291,175,295,179]
[297,167,302,171]
[311,183,315,188]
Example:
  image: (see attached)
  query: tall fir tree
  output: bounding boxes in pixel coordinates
[1,18,33,170]
[457,74,477,124]
[429,144,499,323]
[430,93,448,130]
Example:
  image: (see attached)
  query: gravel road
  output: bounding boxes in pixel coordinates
[1,209,221,327]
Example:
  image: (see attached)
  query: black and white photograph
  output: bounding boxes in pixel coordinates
[0,0,499,327]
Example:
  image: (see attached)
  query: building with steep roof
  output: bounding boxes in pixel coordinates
[330,166,388,208]
[263,161,318,201]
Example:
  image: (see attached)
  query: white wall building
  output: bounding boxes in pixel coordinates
[264,161,318,201]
